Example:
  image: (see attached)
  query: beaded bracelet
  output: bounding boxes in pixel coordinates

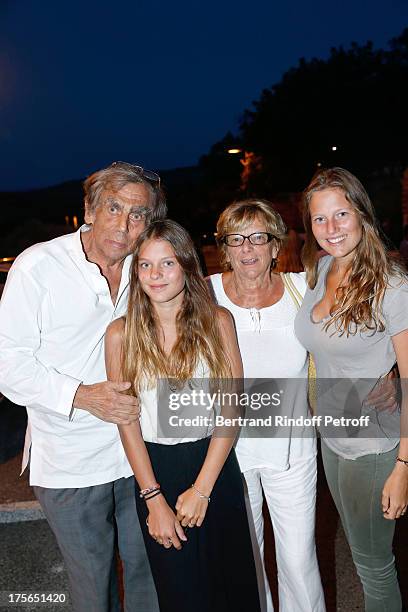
[396,457,408,467]
[139,484,160,499]
[191,483,211,503]
[144,489,162,501]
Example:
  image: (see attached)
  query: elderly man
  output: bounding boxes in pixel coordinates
[0,162,166,611]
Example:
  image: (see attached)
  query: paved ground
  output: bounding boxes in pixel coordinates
[3,444,407,611]
[0,518,71,612]
[1,364,407,611]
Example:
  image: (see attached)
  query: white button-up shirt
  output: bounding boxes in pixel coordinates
[0,226,133,487]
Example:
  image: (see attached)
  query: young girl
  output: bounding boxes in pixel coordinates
[105,219,260,612]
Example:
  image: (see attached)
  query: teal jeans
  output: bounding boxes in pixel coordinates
[321,442,402,612]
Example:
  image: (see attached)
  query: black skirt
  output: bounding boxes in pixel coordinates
[135,437,261,612]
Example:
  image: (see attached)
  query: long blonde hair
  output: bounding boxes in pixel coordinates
[302,167,405,335]
[122,220,231,392]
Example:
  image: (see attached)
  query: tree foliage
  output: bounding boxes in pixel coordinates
[210,29,408,194]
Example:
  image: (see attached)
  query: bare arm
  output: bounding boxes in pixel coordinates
[105,318,157,486]
[105,318,186,548]
[72,323,140,423]
[382,329,408,519]
[176,307,243,527]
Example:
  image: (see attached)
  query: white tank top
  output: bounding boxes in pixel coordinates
[139,359,214,444]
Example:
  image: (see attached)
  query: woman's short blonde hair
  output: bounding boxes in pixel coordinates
[216,199,287,270]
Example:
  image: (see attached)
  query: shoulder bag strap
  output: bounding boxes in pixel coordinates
[280,272,302,309]
[280,273,317,415]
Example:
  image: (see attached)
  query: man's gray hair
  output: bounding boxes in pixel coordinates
[83,162,167,220]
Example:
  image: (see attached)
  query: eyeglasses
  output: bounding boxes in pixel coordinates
[222,232,276,247]
[110,161,161,187]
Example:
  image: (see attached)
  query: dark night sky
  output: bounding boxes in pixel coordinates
[0,0,407,191]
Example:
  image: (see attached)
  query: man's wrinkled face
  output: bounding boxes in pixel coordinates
[85,182,152,265]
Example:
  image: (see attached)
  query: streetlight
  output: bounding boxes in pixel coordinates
[226,147,262,191]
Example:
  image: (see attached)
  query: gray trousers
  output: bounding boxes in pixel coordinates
[321,442,402,612]
[34,477,159,612]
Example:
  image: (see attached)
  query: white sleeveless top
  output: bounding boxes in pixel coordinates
[209,273,316,472]
[139,359,214,445]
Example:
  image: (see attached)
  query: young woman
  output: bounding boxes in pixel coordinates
[295,167,408,611]
[105,219,260,612]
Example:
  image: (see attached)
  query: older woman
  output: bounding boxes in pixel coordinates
[295,168,408,611]
[208,199,325,612]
